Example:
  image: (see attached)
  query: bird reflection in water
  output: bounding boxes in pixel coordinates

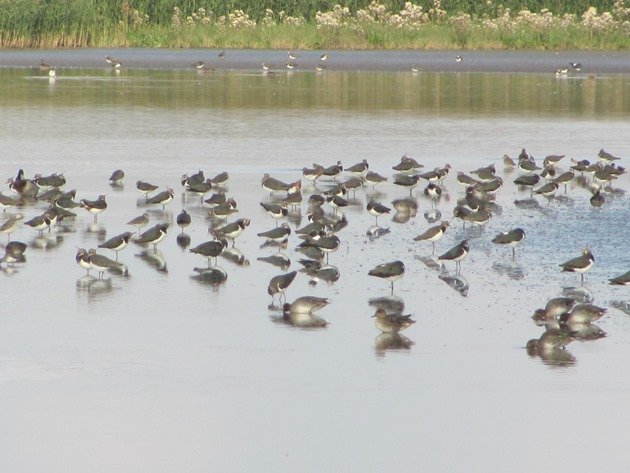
[610,300,630,316]
[391,198,417,224]
[369,294,405,314]
[492,261,525,280]
[298,259,340,286]
[76,274,114,297]
[526,328,576,366]
[257,253,291,271]
[176,233,191,250]
[220,246,250,267]
[423,208,442,224]
[191,266,228,287]
[366,225,391,240]
[438,270,469,297]
[31,234,63,250]
[85,222,106,237]
[374,332,414,355]
[561,286,594,304]
[136,250,168,273]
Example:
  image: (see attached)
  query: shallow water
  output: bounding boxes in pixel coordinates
[1,64,629,472]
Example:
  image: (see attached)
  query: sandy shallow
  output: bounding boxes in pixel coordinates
[1,48,630,73]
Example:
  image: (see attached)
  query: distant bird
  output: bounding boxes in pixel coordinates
[146,188,174,210]
[560,304,606,324]
[7,169,39,198]
[393,174,420,195]
[368,260,405,294]
[210,171,229,186]
[423,183,442,205]
[191,61,205,69]
[438,240,469,272]
[589,189,605,208]
[136,180,159,198]
[190,239,227,267]
[0,192,20,212]
[518,158,542,173]
[24,214,52,236]
[213,218,250,246]
[257,223,291,243]
[514,174,540,188]
[285,296,330,314]
[98,231,134,260]
[109,169,125,185]
[559,247,594,284]
[75,247,92,275]
[39,59,51,71]
[411,66,420,74]
[268,271,298,303]
[609,271,630,286]
[287,51,297,60]
[503,154,516,169]
[372,308,415,333]
[346,159,369,177]
[455,55,462,62]
[2,240,27,266]
[392,155,423,173]
[320,53,328,61]
[470,164,496,181]
[543,155,565,168]
[366,200,391,224]
[320,161,343,179]
[176,209,192,232]
[135,223,169,251]
[48,68,56,78]
[80,194,107,222]
[413,221,449,255]
[555,68,568,77]
[533,181,559,198]
[218,51,225,59]
[569,62,582,71]
[261,174,291,193]
[552,171,575,193]
[0,213,23,241]
[127,212,149,233]
[532,298,576,323]
[88,249,127,279]
[492,228,525,259]
[260,202,288,225]
[365,171,388,187]
[597,149,621,163]
[286,62,297,70]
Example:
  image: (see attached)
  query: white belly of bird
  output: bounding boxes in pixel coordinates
[572,260,593,274]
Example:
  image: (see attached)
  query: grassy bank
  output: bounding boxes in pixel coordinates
[0,0,628,49]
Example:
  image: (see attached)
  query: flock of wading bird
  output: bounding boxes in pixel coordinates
[0,147,628,356]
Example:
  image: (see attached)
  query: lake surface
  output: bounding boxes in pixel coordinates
[1,59,629,472]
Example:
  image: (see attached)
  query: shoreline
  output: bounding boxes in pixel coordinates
[1,48,630,74]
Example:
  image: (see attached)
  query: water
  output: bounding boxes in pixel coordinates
[1,61,629,472]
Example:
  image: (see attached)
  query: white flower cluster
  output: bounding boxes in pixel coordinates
[316,5,351,29]
[261,9,306,27]
[164,1,628,34]
[472,3,629,34]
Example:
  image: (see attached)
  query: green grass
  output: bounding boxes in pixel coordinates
[0,0,627,49]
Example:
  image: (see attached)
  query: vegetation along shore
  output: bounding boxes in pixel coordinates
[0,0,628,49]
